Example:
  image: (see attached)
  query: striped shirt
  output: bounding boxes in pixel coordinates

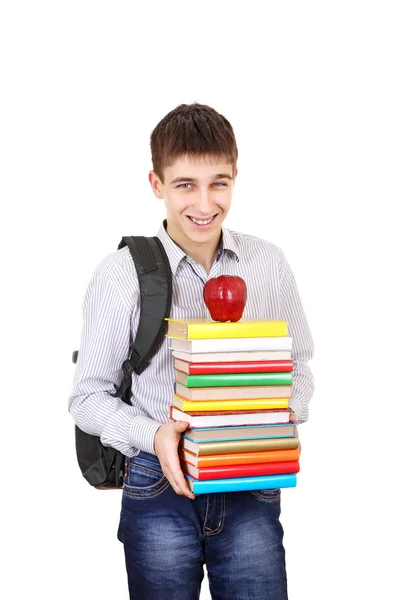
[68,221,314,458]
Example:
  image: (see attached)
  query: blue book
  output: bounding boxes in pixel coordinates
[184,473,297,495]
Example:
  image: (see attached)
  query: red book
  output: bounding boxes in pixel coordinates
[181,460,300,481]
[174,358,293,375]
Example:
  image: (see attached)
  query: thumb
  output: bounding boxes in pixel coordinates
[174,420,189,432]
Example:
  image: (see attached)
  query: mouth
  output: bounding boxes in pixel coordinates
[186,214,218,228]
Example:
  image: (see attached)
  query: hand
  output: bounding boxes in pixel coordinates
[289,412,302,456]
[154,421,195,500]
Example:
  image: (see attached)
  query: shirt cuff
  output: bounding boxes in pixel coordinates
[288,397,305,424]
[130,415,163,455]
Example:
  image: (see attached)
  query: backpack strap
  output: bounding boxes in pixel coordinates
[112,236,172,402]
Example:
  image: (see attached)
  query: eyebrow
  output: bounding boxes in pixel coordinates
[169,173,233,185]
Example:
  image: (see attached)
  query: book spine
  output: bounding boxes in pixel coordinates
[183,423,295,442]
[171,410,291,428]
[186,473,297,494]
[184,460,300,480]
[184,433,295,443]
[172,350,292,363]
[180,448,301,467]
[175,383,292,401]
[186,321,288,339]
[186,337,293,353]
[186,423,294,435]
[173,396,289,412]
[184,360,293,375]
[192,436,299,455]
[183,372,293,388]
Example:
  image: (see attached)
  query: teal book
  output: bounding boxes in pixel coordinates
[185,472,297,494]
[176,371,292,388]
[183,423,296,443]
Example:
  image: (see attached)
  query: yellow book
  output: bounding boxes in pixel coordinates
[165,318,288,340]
[172,394,289,412]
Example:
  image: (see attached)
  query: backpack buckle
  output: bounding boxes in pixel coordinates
[122,359,134,376]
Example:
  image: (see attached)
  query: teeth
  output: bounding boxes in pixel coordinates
[190,216,213,225]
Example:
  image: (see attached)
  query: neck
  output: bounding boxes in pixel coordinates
[187,246,218,274]
[166,222,221,274]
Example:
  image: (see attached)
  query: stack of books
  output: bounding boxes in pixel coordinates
[166,318,300,495]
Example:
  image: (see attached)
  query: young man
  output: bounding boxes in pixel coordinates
[69,103,314,600]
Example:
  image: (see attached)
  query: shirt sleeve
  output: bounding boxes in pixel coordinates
[68,267,163,457]
[279,251,315,423]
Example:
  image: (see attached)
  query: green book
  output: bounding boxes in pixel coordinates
[175,371,292,388]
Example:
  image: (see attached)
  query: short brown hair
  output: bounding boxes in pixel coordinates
[150,103,238,183]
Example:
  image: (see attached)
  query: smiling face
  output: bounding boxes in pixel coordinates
[149,154,237,262]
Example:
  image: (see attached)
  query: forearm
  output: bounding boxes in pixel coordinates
[69,388,163,457]
[68,266,163,457]
[289,358,314,424]
[279,250,315,423]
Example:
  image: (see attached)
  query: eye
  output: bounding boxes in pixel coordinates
[176,182,228,189]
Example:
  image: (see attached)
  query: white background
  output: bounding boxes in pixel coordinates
[1,1,399,599]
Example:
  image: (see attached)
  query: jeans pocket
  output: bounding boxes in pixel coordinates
[123,455,170,499]
[250,487,281,503]
[117,504,125,543]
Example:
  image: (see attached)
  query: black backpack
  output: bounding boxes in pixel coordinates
[72,236,172,489]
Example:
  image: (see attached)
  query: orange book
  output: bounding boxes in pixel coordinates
[179,447,301,468]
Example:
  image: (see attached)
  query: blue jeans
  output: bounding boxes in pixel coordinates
[117,451,288,600]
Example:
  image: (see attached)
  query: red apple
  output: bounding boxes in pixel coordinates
[203,275,247,322]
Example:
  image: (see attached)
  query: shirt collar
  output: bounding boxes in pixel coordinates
[220,226,240,263]
[156,220,240,275]
[156,221,186,275]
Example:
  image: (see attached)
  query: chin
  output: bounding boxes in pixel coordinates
[188,231,216,244]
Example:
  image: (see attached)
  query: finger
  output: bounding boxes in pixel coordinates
[177,474,195,500]
[163,468,183,496]
[163,457,193,499]
[166,461,195,500]
[161,463,181,494]
[166,469,195,500]
[174,420,190,433]
[172,464,195,499]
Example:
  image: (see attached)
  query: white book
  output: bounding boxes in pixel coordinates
[175,382,292,401]
[170,406,291,427]
[171,350,292,363]
[168,337,292,354]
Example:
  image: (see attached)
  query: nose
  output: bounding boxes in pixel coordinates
[194,188,214,216]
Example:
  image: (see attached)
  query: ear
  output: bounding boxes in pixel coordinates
[149,170,163,199]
